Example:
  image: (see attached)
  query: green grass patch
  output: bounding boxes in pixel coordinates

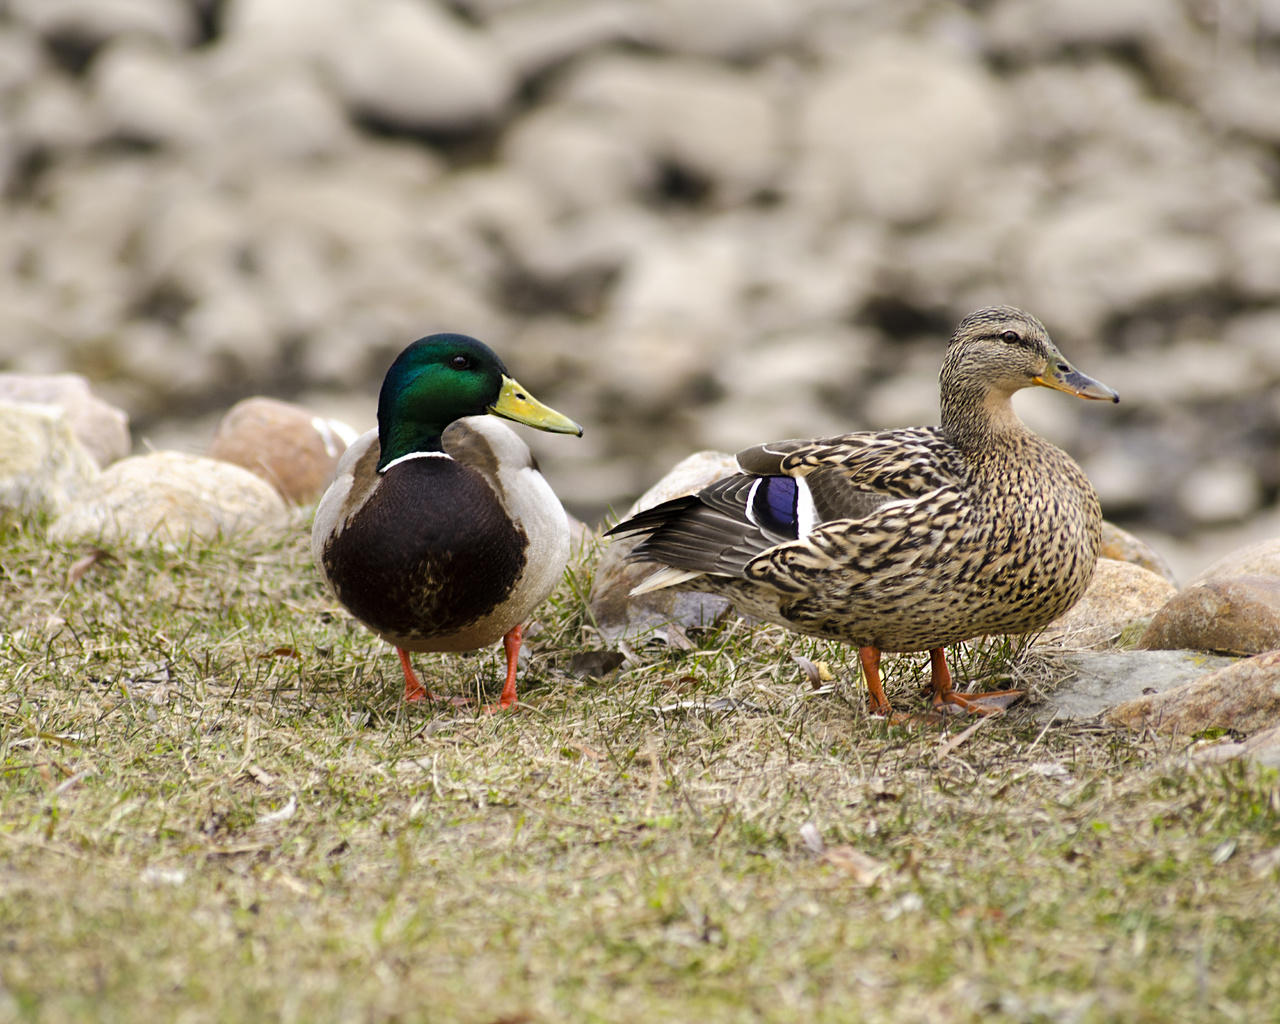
[2,510,1279,1023]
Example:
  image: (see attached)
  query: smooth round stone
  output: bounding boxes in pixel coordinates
[1138,574,1280,656]
[329,0,513,132]
[206,397,354,505]
[795,38,1005,224]
[50,451,290,546]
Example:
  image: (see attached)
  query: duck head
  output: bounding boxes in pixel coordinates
[376,333,582,470]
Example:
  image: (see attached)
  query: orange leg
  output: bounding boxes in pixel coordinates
[858,646,893,716]
[396,648,470,706]
[928,647,1022,714]
[483,624,522,714]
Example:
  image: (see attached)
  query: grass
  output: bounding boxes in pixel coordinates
[2,510,1280,1023]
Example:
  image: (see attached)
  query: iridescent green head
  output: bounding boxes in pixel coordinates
[376,333,582,471]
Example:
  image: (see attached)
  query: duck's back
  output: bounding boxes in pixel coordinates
[747,429,1103,651]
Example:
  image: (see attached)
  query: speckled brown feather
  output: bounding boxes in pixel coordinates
[610,306,1111,655]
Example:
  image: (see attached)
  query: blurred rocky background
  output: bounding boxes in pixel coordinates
[2,0,1280,576]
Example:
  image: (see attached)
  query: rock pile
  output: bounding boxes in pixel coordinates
[2,1,1280,536]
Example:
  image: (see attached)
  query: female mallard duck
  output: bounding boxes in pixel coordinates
[312,333,581,711]
[607,306,1118,716]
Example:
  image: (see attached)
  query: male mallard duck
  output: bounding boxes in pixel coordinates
[312,333,582,711]
[607,306,1118,716]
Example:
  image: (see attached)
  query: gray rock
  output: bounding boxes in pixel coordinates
[50,451,289,546]
[603,226,745,410]
[645,0,801,59]
[793,38,1006,224]
[1176,460,1262,525]
[560,54,784,206]
[329,0,514,132]
[987,0,1173,57]
[91,40,214,148]
[1035,649,1236,722]
[0,373,130,468]
[1107,650,1280,735]
[490,1,649,79]
[0,401,100,514]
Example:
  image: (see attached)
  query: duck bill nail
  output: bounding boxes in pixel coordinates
[1034,369,1120,404]
[490,377,584,435]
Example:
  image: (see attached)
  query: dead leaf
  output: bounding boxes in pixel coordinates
[67,549,111,586]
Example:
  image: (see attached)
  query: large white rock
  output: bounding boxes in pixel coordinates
[987,0,1174,56]
[0,401,100,514]
[50,451,289,546]
[501,104,649,215]
[561,55,783,205]
[0,27,42,95]
[329,0,514,131]
[1015,196,1221,340]
[645,0,801,59]
[794,38,1006,224]
[203,57,356,162]
[604,224,744,406]
[91,39,214,147]
[489,0,648,79]
[1224,206,1280,300]
[11,73,101,151]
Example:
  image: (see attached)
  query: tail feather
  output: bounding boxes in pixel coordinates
[629,566,706,596]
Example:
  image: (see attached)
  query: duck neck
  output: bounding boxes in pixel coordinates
[939,377,1029,455]
[377,415,446,470]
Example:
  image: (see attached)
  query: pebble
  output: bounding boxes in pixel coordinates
[49,451,289,547]
[206,397,354,505]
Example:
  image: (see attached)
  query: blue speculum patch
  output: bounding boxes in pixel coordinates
[751,476,800,537]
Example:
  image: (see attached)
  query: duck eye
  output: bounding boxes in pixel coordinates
[1001,330,1020,343]
[450,355,470,370]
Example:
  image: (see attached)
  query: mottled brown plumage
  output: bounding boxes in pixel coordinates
[607,306,1118,715]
